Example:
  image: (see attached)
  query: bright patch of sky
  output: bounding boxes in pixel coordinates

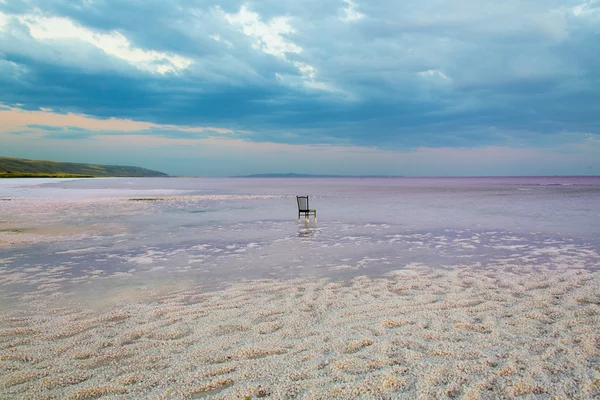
[223,5,301,59]
[418,69,450,81]
[341,0,365,22]
[221,5,336,91]
[571,0,600,17]
[18,14,191,74]
[0,11,8,31]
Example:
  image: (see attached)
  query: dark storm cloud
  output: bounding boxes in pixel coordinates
[1,0,599,150]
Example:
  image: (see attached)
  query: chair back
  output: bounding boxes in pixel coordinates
[297,196,309,211]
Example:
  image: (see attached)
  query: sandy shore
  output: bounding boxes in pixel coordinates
[1,261,599,399]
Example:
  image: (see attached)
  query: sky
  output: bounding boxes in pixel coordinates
[0,0,599,176]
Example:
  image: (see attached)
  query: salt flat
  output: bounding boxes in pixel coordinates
[0,177,599,399]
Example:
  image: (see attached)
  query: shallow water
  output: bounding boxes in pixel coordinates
[0,177,599,398]
[1,177,599,297]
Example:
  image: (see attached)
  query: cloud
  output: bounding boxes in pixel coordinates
[66,125,87,131]
[222,5,301,59]
[42,131,93,140]
[571,0,600,18]
[418,69,451,81]
[17,13,192,74]
[341,0,365,22]
[26,123,64,131]
[0,0,598,176]
[221,4,338,92]
[0,10,8,31]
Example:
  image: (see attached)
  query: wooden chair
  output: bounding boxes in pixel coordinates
[296,196,317,223]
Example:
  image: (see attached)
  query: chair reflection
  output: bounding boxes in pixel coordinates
[298,226,316,238]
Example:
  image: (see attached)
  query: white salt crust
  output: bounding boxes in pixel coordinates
[1,263,599,399]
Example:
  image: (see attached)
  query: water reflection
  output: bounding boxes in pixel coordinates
[298,225,316,238]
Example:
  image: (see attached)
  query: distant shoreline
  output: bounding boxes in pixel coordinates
[232,173,405,178]
[230,174,600,179]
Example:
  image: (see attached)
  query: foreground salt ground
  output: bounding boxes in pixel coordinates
[1,262,599,399]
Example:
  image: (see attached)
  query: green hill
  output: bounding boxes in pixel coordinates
[0,156,169,178]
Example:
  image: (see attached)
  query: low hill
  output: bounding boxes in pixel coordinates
[0,156,168,178]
